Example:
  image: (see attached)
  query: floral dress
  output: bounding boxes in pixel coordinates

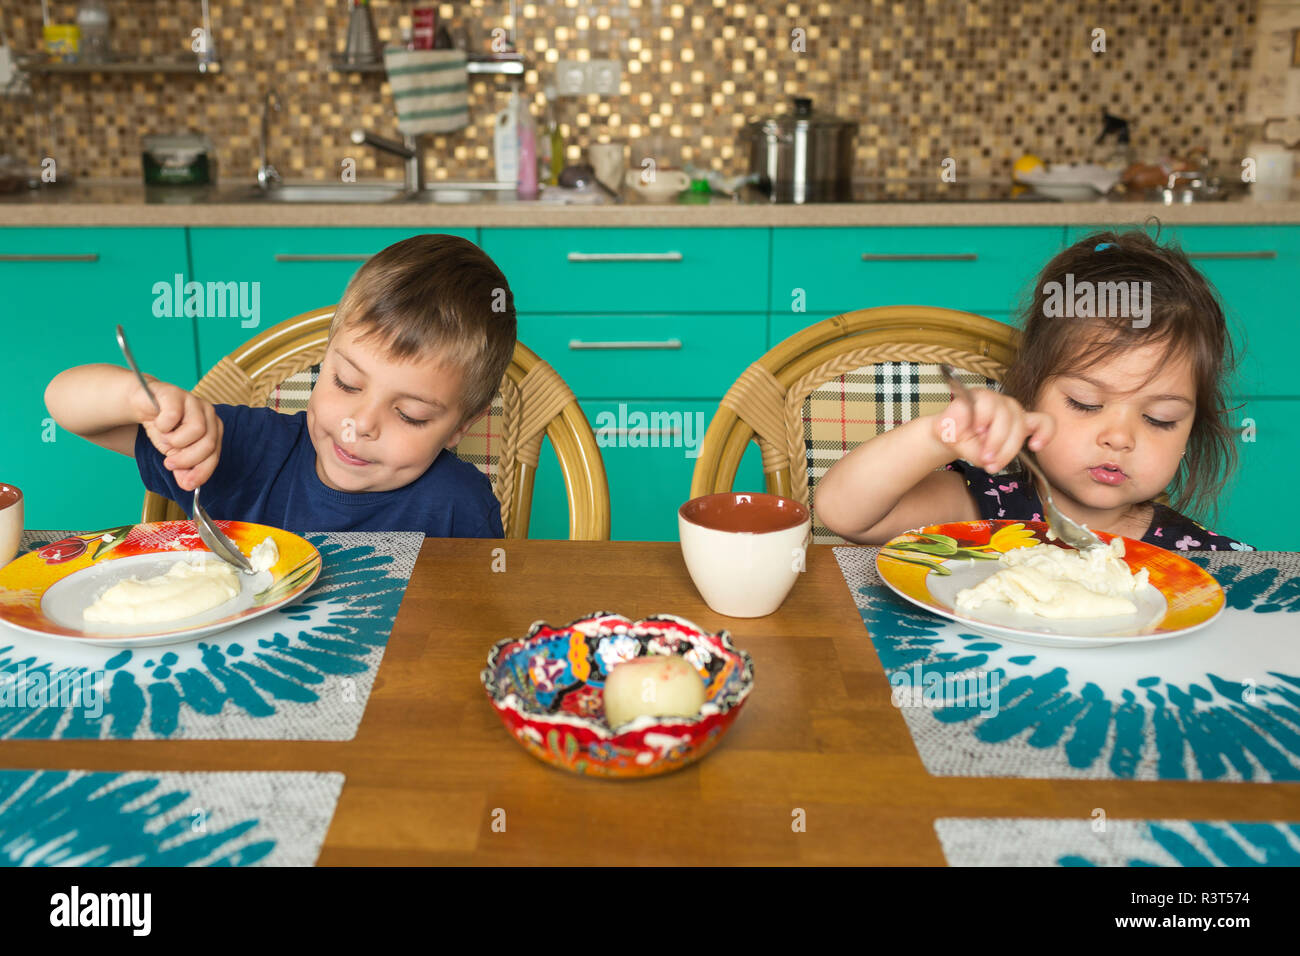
[943,459,1255,552]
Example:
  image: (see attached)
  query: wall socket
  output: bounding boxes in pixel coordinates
[555,57,622,96]
[589,59,621,95]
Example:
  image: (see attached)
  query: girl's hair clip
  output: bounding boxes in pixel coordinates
[1095,242,1116,251]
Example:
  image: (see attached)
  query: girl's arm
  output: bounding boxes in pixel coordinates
[815,414,978,544]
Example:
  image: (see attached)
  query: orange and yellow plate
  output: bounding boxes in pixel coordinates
[0,520,322,648]
[876,520,1224,648]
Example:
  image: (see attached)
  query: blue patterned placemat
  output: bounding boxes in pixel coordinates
[0,768,343,866]
[834,547,1300,781]
[935,817,1300,867]
[0,530,423,741]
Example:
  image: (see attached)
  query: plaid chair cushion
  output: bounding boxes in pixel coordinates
[264,362,503,495]
[803,361,1002,545]
[266,365,320,414]
[449,392,505,497]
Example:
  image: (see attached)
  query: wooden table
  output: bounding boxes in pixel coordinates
[2,538,1297,865]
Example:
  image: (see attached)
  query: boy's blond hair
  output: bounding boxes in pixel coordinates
[329,234,517,426]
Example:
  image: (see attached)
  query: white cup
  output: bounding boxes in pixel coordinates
[588,141,626,195]
[0,484,23,569]
[1248,142,1295,201]
[678,492,812,618]
[625,166,692,202]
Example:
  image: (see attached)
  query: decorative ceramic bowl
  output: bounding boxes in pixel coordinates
[481,611,754,778]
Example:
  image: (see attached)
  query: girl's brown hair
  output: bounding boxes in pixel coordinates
[329,233,517,426]
[1000,226,1243,525]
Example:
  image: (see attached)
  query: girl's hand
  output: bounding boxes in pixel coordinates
[129,381,223,491]
[931,388,1056,473]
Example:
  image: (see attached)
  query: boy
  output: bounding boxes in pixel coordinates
[45,234,517,538]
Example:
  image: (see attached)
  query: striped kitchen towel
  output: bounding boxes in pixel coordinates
[382,48,469,135]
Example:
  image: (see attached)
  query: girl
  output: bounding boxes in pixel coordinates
[816,228,1254,551]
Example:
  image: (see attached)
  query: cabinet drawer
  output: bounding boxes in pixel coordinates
[528,399,765,541]
[1068,225,1300,398]
[188,227,477,372]
[481,227,770,313]
[519,313,765,399]
[771,226,1063,316]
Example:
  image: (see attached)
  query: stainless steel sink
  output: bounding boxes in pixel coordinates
[233,182,509,203]
[249,184,411,203]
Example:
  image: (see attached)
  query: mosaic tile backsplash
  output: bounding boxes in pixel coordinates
[0,1,1264,184]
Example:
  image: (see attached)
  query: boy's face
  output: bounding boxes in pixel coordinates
[1034,340,1196,521]
[306,323,480,494]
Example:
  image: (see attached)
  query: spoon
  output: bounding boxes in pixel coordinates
[938,364,1108,552]
[115,324,254,574]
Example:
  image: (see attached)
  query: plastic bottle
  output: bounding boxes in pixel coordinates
[494,87,520,185]
[516,96,539,199]
[540,85,565,186]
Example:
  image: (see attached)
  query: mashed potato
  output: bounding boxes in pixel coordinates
[954,538,1150,620]
[84,560,241,625]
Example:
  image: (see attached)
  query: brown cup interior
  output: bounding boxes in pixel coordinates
[0,485,21,511]
[680,492,809,534]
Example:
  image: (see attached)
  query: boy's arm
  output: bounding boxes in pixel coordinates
[815,414,978,544]
[44,364,149,456]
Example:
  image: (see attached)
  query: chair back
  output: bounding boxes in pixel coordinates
[691,306,1019,544]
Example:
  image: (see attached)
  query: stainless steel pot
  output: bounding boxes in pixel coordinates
[743,96,858,203]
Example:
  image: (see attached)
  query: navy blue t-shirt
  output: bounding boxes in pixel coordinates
[135,404,503,538]
[943,458,1254,552]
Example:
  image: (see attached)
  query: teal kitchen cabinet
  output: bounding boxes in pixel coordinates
[1068,224,1300,398]
[0,227,197,530]
[770,226,1066,317]
[187,227,478,373]
[1223,398,1296,551]
[489,227,771,540]
[528,400,765,541]
[481,227,770,313]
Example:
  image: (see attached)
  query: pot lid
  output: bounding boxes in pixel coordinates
[744,96,858,137]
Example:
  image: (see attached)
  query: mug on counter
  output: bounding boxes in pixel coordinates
[588,141,626,196]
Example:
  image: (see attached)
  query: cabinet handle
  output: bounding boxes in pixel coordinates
[0,253,98,262]
[860,253,977,262]
[569,339,683,350]
[566,252,684,262]
[274,253,373,262]
[1186,251,1277,260]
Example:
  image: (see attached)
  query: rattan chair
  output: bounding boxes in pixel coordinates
[141,305,610,539]
[690,306,1021,545]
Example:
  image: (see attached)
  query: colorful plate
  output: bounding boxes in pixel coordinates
[876,520,1224,648]
[0,520,322,648]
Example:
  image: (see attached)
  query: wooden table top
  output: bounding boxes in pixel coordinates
[2,538,1297,865]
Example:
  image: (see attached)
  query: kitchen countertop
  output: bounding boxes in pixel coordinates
[3,179,1300,227]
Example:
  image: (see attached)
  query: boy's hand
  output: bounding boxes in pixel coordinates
[932,387,1056,474]
[128,380,223,492]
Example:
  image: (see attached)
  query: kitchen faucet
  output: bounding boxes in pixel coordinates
[257,89,282,189]
[350,129,426,194]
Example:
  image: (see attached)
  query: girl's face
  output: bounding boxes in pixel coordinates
[1035,341,1196,518]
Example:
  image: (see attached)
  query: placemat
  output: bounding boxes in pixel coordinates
[0,768,343,866]
[834,547,1300,781]
[0,530,423,741]
[935,817,1300,867]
